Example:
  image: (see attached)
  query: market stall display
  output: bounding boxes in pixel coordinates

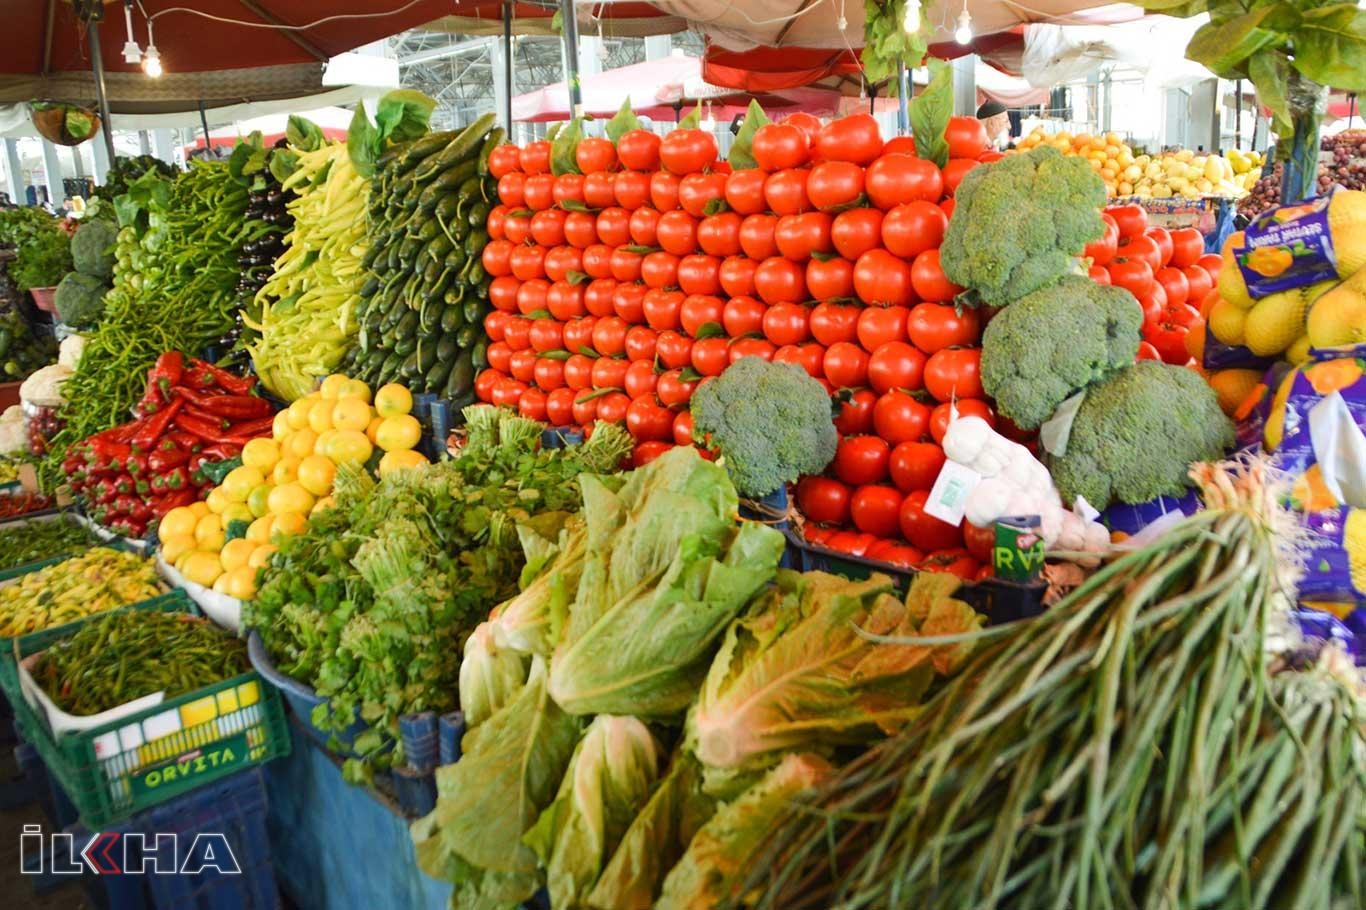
[0,207,73,299]
[1239,130,1366,219]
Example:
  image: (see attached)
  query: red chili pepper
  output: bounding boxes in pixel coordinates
[224,415,276,438]
[199,443,243,461]
[131,396,184,451]
[188,358,256,395]
[152,489,198,513]
[148,444,188,473]
[198,394,272,420]
[173,412,237,442]
[162,466,191,491]
[165,431,201,452]
[151,351,184,388]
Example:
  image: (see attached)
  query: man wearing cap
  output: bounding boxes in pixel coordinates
[977,100,1014,151]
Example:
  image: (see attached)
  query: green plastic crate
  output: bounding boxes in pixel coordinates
[9,602,289,828]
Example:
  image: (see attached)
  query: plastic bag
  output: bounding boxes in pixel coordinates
[1265,345,1366,511]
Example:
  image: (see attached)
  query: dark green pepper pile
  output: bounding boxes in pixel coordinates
[0,515,99,570]
[32,610,249,716]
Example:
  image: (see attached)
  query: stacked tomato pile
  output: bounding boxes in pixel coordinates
[476,112,1009,578]
[1086,203,1223,365]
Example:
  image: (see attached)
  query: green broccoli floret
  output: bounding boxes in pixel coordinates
[53,272,107,327]
[691,357,837,498]
[940,146,1107,307]
[70,218,118,280]
[1045,361,1234,509]
[980,275,1142,430]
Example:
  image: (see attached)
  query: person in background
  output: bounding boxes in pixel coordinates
[977,100,1014,151]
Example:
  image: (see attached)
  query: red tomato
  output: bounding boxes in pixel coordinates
[823,342,870,388]
[719,255,758,298]
[865,155,944,210]
[546,387,577,426]
[523,174,555,211]
[962,521,995,563]
[1135,341,1161,361]
[679,173,728,218]
[564,210,599,248]
[509,348,538,382]
[752,122,810,171]
[854,249,915,306]
[815,114,884,165]
[867,342,927,394]
[921,550,979,580]
[850,485,904,538]
[657,369,698,407]
[627,440,669,466]
[563,353,594,389]
[659,129,718,175]
[487,204,508,241]
[691,337,729,376]
[857,305,908,350]
[873,389,931,443]
[739,214,779,260]
[762,302,811,346]
[509,245,547,281]
[591,357,630,391]
[835,387,878,435]
[1196,253,1222,280]
[873,542,925,569]
[475,369,504,403]
[575,136,617,174]
[945,116,989,159]
[1105,203,1147,240]
[724,169,768,215]
[642,289,684,332]
[774,342,826,378]
[906,303,980,354]
[1085,213,1120,266]
[1182,263,1213,302]
[765,169,811,216]
[547,281,586,321]
[910,249,964,303]
[629,206,662,246]
[516,278,549,315]
[1154,266,1190,307]
[482,239,514,277]
[923,348,983,402]
[833,435,890,485]
[809,302,862,346]
[484,310,512,342]
[806,161,866,212]
[582,172,617,210]
[488,145,522,179]
[797,476,852,526]
[544,247,582,283]
[1144,226,1174,268]
[529,318,564,353]
[650,171,681,212]
[928,398,994,445]
[613,283,648,324]
[680,294,725,337]
[1108,257,1155,299]
[697,213,742,257]
[519,140,551,175]
[552,174,585,207]
[678,255,723,297]
[626,396,674,442]
[831,208,885,261]
[656,331,694,369]
[880,201,947,260]
[563,317,597,355]
[672,409,695,446]
[497,172,526,207]
[940,158,980,195]
[728,337,776,364]
[899,489,964,552]
[781,112,822,145]
[1168,227,1204,268]
[533,357,566,392]
[517,386,548,421]
[583,278,618,318]
[775,213,834,261]
[596,391,632,424]
[487,341,513,373]
[489,276,522,313]
[1141,318,1191,366]
[806,256,855,302]
[754,258,807,305]
[940,197,956,219]
[641,251,680,289]
[613,171,651,210]
[624,326,658,363]
[1133,281,1166,324]
[592,316,629,357]
[824,531,877,556]
[503,211,531,244]
[609,247,643,283]
[657,211,700,256]
[722,296,767,337]
[596,207,631,247]
[617,130,661,171]
[571,390,600,425]
[889,441,946,493]
[1090,264,1112,284]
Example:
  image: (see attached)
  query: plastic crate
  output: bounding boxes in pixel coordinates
[246,631,369,756]
[10,613,288,829]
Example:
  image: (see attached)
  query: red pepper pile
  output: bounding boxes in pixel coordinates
[62,352,276,538]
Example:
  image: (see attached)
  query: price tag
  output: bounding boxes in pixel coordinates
[924,460,982,527]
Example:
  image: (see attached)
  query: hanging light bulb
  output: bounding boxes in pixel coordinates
[121,0,142,64]
[701,101,717,133]
[955,7,974,45]
[902,0,921,34]
[142,19,163,78]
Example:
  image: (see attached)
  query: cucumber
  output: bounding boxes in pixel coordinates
[394,130,457,175]
[466,201,491,228]
[395,335,418,357]
[420,294,444,333]
[425,359,453,392]
[470,340,489,371]
[477,127,506,176]
[463,229,490,257]
[416,218,444,243]
[446,350,475,397]
[440,303,465,334]
[436,335,459,362]
[455,325,478,349]
[414,113,496,182]
[424,234,454,262]
[358,276,381,298]
[395,309,420,340]
[417,339,438,374]
[398,235,423,264]
[435,193,461,222]
[463,299,485,325]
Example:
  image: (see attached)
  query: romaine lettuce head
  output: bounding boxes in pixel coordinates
[458,622,530,730]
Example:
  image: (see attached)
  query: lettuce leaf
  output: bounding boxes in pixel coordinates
[489,517,587,658]
[524,716,660,908]
[458,622,530,729]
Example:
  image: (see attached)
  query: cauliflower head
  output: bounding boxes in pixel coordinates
[980,275,1142,429]
[691,357,837,498]
[1045,361,1234,508]
[940,146,1107,307]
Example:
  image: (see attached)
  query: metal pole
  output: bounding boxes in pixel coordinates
[1234,79,1242,150]
[502,1,514,132]
[897,63,911,134]
[558,0,582,115]
[85,17,117,164]
[198,100,212,152]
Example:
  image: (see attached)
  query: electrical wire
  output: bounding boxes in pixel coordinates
[142,0,432,29]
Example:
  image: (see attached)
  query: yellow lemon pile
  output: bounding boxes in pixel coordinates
[157,375,430,599]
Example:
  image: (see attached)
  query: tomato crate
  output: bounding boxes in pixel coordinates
[8,604,289,829]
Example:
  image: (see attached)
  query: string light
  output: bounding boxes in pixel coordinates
[954,1,974,44]
[121,1,142,64]
[142,18,163,77]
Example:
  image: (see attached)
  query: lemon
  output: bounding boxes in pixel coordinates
[182,551,224,588]
[248,544,277,569]
[287,398,315,430]
[297,455,337,496]
[1243,289,1309,356]
[286,429,318,460]
[365,416,384,445]
[205,486,231,515]
[314,429,338,459]
[222,503,255,527]
[247,484,273,519]
[246,515,275,545]
[221,465,266,503]
[1207,298,1247,346]
[376,415,422,452]
[374,383,413,419]
[188,501,211,520]
[311,495,336,515]
[307,402,334,434]
[224,566,258,600]
[331,397,372,433]
[212,573,232,595]
[160,533,198,566]
[220,538,256,573]
[272,456,302,486]
[195,511,223,542]
[379,449,430,477]
[242,437,281,473]
[158,506,198,540]
[338,379,372,403]
[268,483,315,516]
[272,412,292,440]
[1286,334,1312,365]
[271,511,308,540]
[319,374,349,399]
[328,430,373,464]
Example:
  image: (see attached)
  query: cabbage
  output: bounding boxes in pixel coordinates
[458,622,529,729]
[524,715,660,909]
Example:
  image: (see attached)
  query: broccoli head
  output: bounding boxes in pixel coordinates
[691,357,837,498]
[1045,361,1234,509]
[940,146,1107,307]
[53,272,107,328]
[70,218,118,280]
[980,275,1142,430]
